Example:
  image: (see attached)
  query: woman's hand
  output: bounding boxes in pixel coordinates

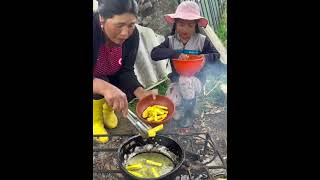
[134,87,158,100]
[102,85,128,117]
[93,78,128,117]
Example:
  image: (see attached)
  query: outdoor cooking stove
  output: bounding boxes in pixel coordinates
[93,132,227,180]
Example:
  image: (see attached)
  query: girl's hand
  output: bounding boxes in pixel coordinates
[200,54,206,59]
[178,53,189,60]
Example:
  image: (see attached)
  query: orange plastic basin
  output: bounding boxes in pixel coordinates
[172,55,205,76]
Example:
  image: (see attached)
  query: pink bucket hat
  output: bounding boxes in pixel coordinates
[164,1,209,27]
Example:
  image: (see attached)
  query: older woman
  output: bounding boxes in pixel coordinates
[93,0,156,143]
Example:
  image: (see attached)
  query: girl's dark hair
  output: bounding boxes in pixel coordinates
[170,21,200,35]
[97,0,138,19]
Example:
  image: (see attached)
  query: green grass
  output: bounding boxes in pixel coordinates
[216,3,227,47]
[156,79,170,96]
[129,99,138,112]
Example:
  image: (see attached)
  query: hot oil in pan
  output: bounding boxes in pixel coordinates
[126,152,175,178]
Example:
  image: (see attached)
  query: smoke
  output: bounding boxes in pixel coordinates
[163,58,227,131]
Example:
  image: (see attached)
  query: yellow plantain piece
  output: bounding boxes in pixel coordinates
[142,105,169,122]
[153,105,168,110]
[146,159,162,167]
[142,107,152,118]
[151,167,160,178]
[126,163,143,171]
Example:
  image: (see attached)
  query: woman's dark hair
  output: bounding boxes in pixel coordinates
[170,21,200,35]
[97,0,138,19]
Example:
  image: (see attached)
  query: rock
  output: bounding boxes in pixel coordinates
[138,0,178,35]
[142,16,152,26]
[143,1,153,9]
[137,16,143,25]
[140,1,153,16]
[139,0,152,11]
[138,0,145,4]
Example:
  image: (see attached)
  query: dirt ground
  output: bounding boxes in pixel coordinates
[162,101,227,156]
[94,99,227,155]
[93,100,227,180]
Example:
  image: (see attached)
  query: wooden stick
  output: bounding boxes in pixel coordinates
[128,76,169,104]
[202,25,227,64]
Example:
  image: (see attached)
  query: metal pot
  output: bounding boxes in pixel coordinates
[118,135,185,180]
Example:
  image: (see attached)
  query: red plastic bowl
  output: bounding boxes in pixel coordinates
[172,55,205,76]
[136,95,175,127]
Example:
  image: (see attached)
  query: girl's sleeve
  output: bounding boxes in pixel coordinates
[151,37,180,61]
[201,37,220,63]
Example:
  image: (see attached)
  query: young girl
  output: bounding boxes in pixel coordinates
[151,1,220,128]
